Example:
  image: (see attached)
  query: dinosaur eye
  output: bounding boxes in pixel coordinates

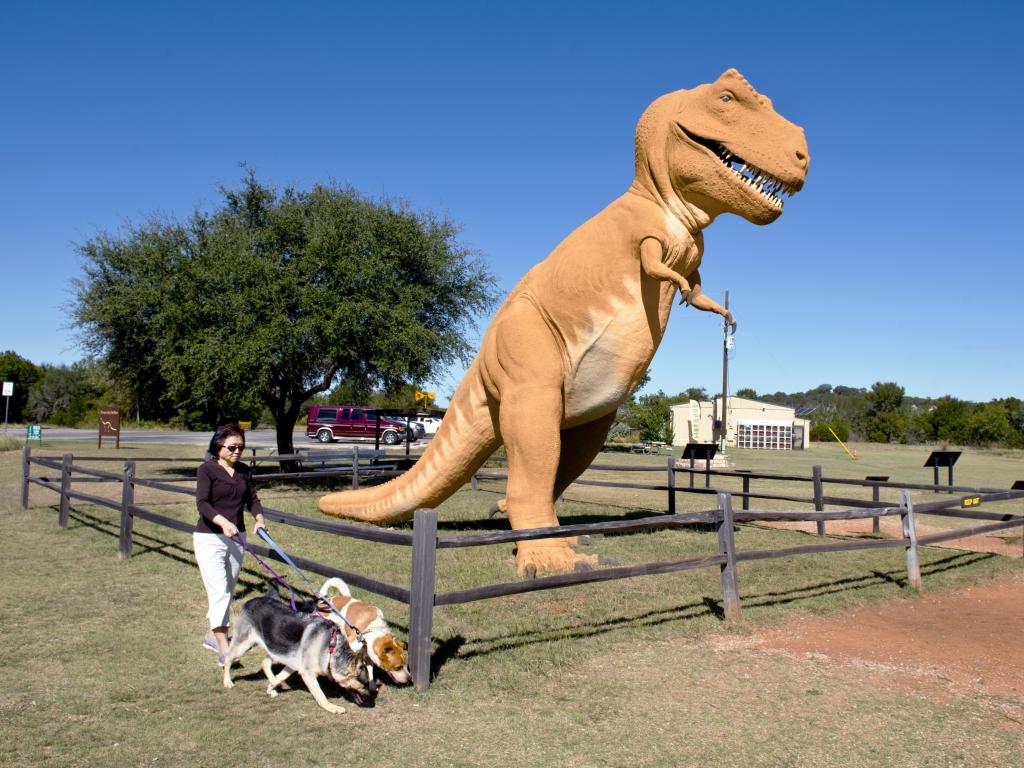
[720,93,732,103]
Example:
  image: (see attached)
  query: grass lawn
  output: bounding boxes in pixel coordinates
[3,440,1022,767]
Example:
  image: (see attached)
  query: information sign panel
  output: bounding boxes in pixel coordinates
[924,450,961,491]
[98,407,121,448]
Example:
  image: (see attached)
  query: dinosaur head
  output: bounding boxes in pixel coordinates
[634,69,809,228]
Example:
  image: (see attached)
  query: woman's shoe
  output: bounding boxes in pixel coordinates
[202,636,219,653]
[217,653,227,668]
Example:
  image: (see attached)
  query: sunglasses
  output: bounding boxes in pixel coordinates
[222,444,245,453]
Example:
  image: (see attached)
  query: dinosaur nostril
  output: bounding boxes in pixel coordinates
[795,149,808,166]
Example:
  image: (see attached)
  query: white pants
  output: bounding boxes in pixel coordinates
[193,532,245,629]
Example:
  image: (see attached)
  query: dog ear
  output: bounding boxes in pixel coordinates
[383,643,407,665]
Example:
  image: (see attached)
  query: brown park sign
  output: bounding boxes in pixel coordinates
[98,407,120,448]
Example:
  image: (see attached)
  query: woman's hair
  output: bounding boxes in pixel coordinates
[208,424,246,457]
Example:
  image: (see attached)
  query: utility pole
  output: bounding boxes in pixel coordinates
[720,291,730,451]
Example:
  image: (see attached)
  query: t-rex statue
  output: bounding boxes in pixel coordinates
[320,69,809,576]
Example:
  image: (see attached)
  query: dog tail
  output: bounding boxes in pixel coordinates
[320,577,351,598]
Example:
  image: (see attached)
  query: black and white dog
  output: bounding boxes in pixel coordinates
[222,588,377,714]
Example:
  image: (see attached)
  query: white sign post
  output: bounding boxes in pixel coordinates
[2,382,12,432]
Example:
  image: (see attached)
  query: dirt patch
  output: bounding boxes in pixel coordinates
[752,572,1024,701]
[759,516,1023,558]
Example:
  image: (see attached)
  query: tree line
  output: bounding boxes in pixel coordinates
[750,382,1024,448]
[0,351,443,431]
[0,353,112,427]
[615,380,1024,448]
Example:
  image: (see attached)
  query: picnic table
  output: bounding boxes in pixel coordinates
[630,441,666,455]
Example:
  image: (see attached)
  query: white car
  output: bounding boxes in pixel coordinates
[412,415,443,435]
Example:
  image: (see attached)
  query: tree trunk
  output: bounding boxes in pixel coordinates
[275,416,296,456]
[272,402,302,472]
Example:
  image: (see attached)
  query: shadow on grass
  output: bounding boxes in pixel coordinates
[65,507,277,600]
[224,664,379,708]
[429,551,993,673]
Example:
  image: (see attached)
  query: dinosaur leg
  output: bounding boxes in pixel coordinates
[492,411,619,525]
[491,300,587,577]
[548,412,618,551]
[553,412,618,501]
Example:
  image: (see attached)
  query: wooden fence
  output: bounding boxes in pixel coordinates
[21,445,1024,692]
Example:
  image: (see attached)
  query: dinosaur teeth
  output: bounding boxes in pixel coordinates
[722,151,787,208]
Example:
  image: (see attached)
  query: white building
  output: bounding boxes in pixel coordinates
[670,396,811,450]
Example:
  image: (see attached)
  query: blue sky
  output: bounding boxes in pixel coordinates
[1,0,1021,405]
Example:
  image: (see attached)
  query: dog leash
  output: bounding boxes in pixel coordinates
[232,534,299,611]
[242,528,364,641]
[256,528,316,589]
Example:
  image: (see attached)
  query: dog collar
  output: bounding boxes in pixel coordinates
[328,627,339,655]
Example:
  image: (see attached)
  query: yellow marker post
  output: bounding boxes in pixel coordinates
[827,426,859,461]
[414,389,436,409]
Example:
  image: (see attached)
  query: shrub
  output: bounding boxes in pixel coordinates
[0,435,23,452]
[810,420,850,442]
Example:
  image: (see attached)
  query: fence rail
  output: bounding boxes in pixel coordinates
[20,445,1024,692]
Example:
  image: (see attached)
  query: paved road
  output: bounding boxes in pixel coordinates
[16,427,429,452]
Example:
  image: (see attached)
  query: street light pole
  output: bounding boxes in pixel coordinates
[720,290,729,451]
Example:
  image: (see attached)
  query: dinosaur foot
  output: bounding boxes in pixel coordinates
[515,540,599,578]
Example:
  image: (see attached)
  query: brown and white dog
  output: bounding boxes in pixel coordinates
[314,577,410,685]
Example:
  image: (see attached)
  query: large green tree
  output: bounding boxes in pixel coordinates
[73,171,497,454]
[623,390,675,443]
[865,381,908,443]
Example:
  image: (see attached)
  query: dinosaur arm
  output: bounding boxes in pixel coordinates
[684,269,737,332]
[639,238,692,298]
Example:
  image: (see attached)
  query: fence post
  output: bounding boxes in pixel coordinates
[58,453,73,528]
[21,444,31,509]
[871,482,881,534]
[812,464,825,537]
[739,469,751,511]
[899,490,923,592]
[716,492,741,622]
[351,446,359,489]
[118,461,136,560]
[470,473,479,491]
[667,456,676,515]
[409,507,438,693]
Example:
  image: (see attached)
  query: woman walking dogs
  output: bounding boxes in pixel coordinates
[193,424,267,666]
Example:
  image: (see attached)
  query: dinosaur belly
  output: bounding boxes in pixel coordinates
[562,297,660,427]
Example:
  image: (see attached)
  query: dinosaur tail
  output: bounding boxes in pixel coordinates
[318,360,500,524]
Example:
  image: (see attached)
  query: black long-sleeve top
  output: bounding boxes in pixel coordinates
[194,459,264,534]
